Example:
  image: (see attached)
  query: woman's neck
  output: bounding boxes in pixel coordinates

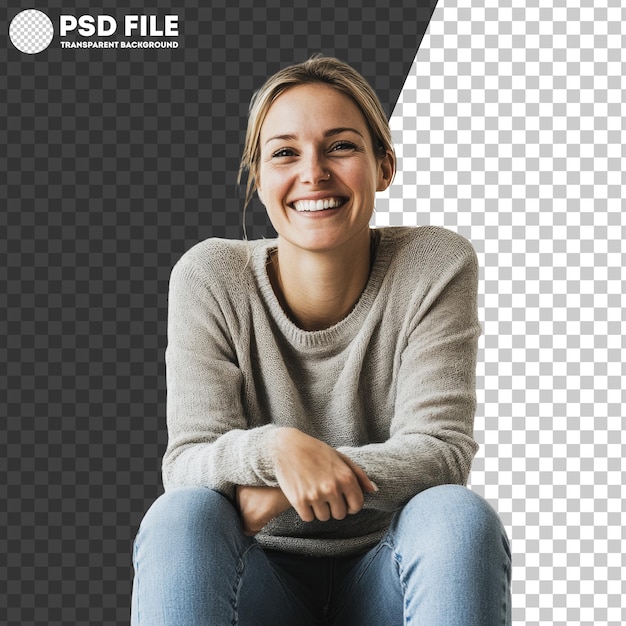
[268,229,374,331]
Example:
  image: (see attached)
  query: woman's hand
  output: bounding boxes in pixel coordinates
[272,427,377,523]
[236,486,292,536]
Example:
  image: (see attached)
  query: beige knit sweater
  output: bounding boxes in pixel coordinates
[162,226,481,556]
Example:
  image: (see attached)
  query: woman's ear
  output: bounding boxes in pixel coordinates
[376,151,395,192]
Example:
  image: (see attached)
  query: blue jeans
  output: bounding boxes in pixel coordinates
[131,485,511,625]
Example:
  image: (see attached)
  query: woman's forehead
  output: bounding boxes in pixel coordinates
[261,84,368,139]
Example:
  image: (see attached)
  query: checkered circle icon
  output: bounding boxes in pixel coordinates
[9,9,54,54]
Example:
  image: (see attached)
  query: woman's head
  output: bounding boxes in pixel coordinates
[239,56,395,212]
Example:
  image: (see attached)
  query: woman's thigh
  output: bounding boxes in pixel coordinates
[131,487,318,626]
[330,485,511,626]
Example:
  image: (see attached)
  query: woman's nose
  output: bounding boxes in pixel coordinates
[298,153,330,184]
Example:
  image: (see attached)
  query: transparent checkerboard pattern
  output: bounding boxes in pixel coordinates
[9,9,54,54]
[374,2,626,624]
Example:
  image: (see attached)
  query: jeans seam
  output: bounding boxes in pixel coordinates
[230,543,260,626]
[389,543,410,625]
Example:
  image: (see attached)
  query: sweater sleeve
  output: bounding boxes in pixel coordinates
[337,241,481,512]
[161,253,277,500]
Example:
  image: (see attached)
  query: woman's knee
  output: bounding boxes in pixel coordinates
[391,485,510,562]
[386,486,511,623]
[136,487,238,545]
[132,488,255,624]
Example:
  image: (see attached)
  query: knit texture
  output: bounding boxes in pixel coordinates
[162,226,481,556]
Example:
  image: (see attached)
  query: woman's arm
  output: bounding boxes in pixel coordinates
[337,245,481,512]
[161,254,279,500]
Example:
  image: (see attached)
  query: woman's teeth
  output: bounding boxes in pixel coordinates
[292,198,344,212]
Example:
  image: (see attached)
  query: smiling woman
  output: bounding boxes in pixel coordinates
[131,56,512,625]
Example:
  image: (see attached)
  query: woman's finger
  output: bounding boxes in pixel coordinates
[327,494,349,520]
[311,501,332,522]
[342,483,365,515]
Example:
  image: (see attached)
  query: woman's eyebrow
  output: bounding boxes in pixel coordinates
[264,127,364,146]
[324,127,364,138]
[264,134,296,146]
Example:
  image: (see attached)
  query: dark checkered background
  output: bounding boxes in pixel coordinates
[1,1,436,623]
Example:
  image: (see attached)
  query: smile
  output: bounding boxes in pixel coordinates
[291,197,347,212]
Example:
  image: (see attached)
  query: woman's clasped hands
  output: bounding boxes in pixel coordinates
[236,427,377,536]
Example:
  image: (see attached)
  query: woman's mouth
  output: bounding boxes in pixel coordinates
[290,197,347,212]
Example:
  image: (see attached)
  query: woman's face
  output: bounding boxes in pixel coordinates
[257,83,393,254]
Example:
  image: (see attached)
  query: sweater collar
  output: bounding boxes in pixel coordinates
[252,228,392,349]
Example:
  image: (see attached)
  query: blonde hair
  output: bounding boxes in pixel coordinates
[238,55,396,212]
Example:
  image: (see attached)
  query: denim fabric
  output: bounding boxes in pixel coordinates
[131,485,511,625]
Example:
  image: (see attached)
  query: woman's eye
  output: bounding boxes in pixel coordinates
[272,148,296,158]
[330,141,357,152]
